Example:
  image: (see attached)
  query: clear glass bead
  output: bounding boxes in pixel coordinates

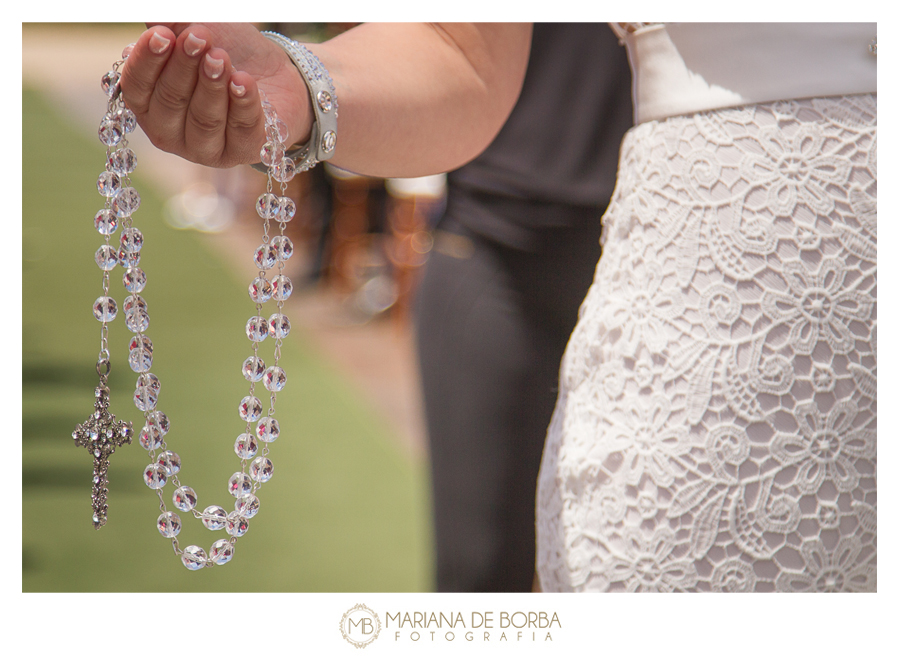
[143,463,167,489]
[276,196,296,223]
[125,309,150,333]
[101,69,120,95]
[94,245,118,271]
[273,157,296,183]
[129,335,153,354]
[245,316,269,342]
[272,275,293,302]
[114,107,137,133]
[242,356,266,382]
[139,425,163,451]
[122,43,135,59]
[120,227,143,253]
[157,511,181,537]
[124,267,147,293]
[147,410,170,436]
[117,247,141,269]
[235,493,260,518]
[228,472,253,498]
[157,450,181,476]
[94,209,118,235]
[256,417,280,443]
[109,147,137,174]
[173,486,198,512]
[266,117,289,143]
[92,296,118,322]
[181,545,207,570]
[260,141,285,167]
[256,193,278,219]
[136,372,161,393]
[210,538,234,565]
[98,118,123,146]
[268,313,291,339]
[226,511,250,537]
[129,348,152,373]
[133,383,157,411]
[113,187,141,217]
[97,171,121,198]
[123,294,147,315]
[264,366,286,392]
[239,396,263,422]
[249,276,273,303]
[272,235,294,261]
[201,505,227,531]
[234,433,258,459]
[253,243,278,270]
[250,457,274,483]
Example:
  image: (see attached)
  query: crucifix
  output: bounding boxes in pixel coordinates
[72,369,133,529]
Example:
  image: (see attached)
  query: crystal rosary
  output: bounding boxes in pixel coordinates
[74,42,304,569]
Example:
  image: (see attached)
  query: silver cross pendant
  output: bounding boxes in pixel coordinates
[72,380,133,529]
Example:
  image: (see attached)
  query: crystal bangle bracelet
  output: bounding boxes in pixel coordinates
[74,42,297,569]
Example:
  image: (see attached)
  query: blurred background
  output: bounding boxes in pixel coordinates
[22,22,444,591]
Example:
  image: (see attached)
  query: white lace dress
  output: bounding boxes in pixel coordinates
[535,24,877,592]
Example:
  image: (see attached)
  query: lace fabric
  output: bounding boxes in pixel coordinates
[536,94,877,592]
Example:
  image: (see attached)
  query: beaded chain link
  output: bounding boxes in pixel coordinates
[75,43,299,569]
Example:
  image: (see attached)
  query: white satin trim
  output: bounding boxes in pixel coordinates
[621,23,877,123]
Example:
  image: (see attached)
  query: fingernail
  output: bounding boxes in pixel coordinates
[149,33,171,54]
[184,33,206,56]
[204,54,224,79]
[230,81,246,97]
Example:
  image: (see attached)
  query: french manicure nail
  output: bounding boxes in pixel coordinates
[184,33,206,56]
[205,54,224,79]
[230,81,246,97]
[149,33,171,54]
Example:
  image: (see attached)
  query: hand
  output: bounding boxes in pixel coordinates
[120,23,311,168]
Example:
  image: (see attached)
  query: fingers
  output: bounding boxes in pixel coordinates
[224,70,267,162]
[184,46,231,160]
[120,26,176,119]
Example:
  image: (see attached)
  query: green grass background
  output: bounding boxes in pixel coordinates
[21,86,433,592]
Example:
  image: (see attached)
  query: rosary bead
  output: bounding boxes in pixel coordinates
[239,395,263,423]
[113,187,141,218]
[143,463,167,489]
[114,107,137,134]
[157,511,182,538]
[272,275,293,302]
[260,141,285,167]
[133,384,158,411]
[236,493,260,518]
[139,425,164,451]
[124,294,147,316]
[249,276,273,303]
[129,348,153,373]
[246,316,269,342]
[97,171,121,198]
[256,417,280,443]
[276,196,296,223]
[201,505,228,531]
[266,117,289,143]
[122,42,135,59]
[254,243,278,270]
[129,335,153,354]
[109,146,137,174]
[94,208,118,235]
[242,356,266,382]
[268,313,291,339]
[226,511,250,537]
[181,545,208,570]
[256,193,279,219]
[173,486,198,512]
[123,267,147,293]
[273,157,296,183]
[147,410,170,436]
[120,227,143,253]
[250,457,274,483]
[98,118,123,146]
[210,538,234,565]
[136,372,161,392]
[92,296,118,322]
[94,245,118,271]
[234,432,259,459]
[228,472,253,498]
[271,235,294,261]
[100,69,120,95]
[157,450,181,476]
[263,366,287,392]
[125,309,150,333]
[117,247,141,269]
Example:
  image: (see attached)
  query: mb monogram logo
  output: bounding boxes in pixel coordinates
[340,604,382,648]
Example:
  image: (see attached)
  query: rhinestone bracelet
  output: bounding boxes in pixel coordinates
[74,42,297,569]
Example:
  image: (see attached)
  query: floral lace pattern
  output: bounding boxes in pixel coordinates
[536,95,876,592]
